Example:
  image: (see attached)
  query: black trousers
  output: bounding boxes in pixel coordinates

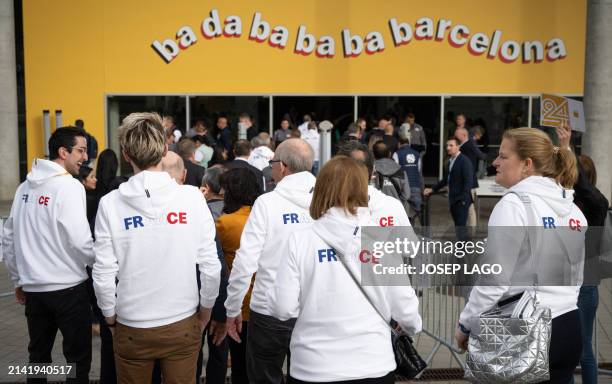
[450,200,470,227]
[289,371,395,384]
[196,322,229,384]
[541,309,582,384]
[228,321,249,384]
[246,311,295,384]
[24,282,92,384]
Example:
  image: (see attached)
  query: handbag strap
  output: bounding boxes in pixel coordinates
[312,225,400,337]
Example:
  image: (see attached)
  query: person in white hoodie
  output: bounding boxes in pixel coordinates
[271,156,422,383]
[225,138,315,383]
[92,112,220,384]
[248,133,275,171]
[456,127,586,383]
[2,126,95,382]
[337,141,411,228]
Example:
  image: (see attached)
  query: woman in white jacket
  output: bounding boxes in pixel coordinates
[456,128,586,383]
[271,156,422,384]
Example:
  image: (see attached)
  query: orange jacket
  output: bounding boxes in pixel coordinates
[216,205,255,321]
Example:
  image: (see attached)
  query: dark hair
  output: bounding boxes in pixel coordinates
[48,126,86,160]
[238,112,251,121]
[337,141,374,179]
[447,137,461,146]
[233,139,252,157]
[193,135,207,144]
[77,165,93,182]
[221,168,261,214]
[203,165,225,195]
[209,146,227,167]
[95,149,119,196]
[372,140,390,160]
[74,119,84,129]
[347,123,360,135]
[578,155,597,186]
[406,112,415,119]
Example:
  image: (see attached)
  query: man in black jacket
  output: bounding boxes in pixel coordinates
[225,139,265,192]
[425,137,473,228]
[176,138,206,188]
[455,127,487,226]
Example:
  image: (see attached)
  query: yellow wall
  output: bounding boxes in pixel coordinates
[23,0,586,164]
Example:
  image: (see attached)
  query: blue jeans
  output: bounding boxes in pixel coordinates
[577,286,599,384]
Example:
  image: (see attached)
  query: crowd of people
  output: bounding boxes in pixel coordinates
[0,108,607,384]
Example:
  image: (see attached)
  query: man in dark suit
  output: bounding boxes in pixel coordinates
[455,127,487,226]
[454,127,486,188]
[424,137,473,227]
[225,139,264,192]
[176,138,206,188]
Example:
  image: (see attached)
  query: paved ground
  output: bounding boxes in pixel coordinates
[0,195,611,383]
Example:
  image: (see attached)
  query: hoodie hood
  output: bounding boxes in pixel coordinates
[367,186,388,214]
[374,158,401,176]
[249,146,275,171]
[313,207,371,257]
[26,159,70,187]
[118,171,179,218]
[510,176,575,217]
[274,171,316,210]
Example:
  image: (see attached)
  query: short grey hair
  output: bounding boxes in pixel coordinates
[251,132,271,148]
[274,138,314,173]
[202,165,226,194]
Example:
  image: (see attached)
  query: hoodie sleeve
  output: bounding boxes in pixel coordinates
[92,199,119,318]
[270,233,301,321]
[459,195,526,330]
[388,284,422,336]
[2,195,20,286]
[197,199,221,309]
[225,197,268,318]
[57,181,95,267]
[211,236,229,322]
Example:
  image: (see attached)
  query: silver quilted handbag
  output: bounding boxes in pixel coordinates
[464,191,553,383]
[464,292,551,383]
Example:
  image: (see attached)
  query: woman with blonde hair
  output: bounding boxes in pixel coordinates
[456,127,587,383]
[271,156,422,383]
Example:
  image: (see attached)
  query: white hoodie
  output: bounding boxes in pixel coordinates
[93,171,220,328]
[460,176,586,330]
[248,146,275,171]
[2,159,94,292]
[368,185,410,227]
[225,171,316,318]
[271,207,422,382]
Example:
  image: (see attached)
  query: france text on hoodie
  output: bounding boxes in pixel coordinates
[459,176,587,331]
[225,171,316,318]
[2,159,94,292]
[92,171,220,328]
[270,207,422,382]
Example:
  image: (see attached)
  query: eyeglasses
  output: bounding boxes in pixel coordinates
[268,160,281,166]
[70,146,87,155]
